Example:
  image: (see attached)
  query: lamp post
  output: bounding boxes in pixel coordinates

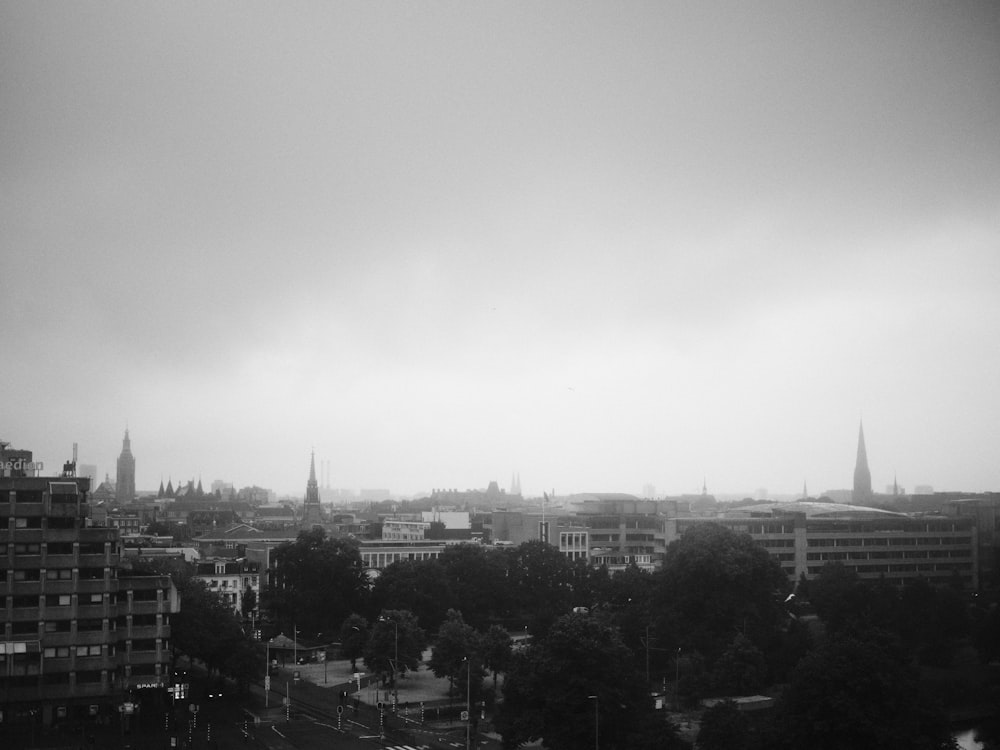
[674,648,682,710]
[587,695,598,750]
[464,656,471,750]
[379,616,398,709]
[265,638,271,708]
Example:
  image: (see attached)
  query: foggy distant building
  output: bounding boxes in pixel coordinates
[78,463,97,485]
[852,422,873,505]
[114,428,135,505]
[300,451,322,526]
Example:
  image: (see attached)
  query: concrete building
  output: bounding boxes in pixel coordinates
[668,502,978,588]
[1,446,179,735]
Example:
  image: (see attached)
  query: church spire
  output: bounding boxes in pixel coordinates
[302,449,322,525]
[853,421,873,504]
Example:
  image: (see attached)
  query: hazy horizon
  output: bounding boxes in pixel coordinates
[4,3,998,499]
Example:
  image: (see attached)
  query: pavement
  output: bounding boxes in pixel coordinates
[281,649,460,706]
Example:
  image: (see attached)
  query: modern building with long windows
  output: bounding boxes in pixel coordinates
[1,445,179,734]
[668,501,978,588]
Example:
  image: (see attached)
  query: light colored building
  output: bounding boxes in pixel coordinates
[191,559,260,616]
[669,502,978,588]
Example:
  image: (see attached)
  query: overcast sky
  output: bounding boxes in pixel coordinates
[3,2,998,499]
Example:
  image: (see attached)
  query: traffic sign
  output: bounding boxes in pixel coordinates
[264,676,271,691]
[461,710,469,721]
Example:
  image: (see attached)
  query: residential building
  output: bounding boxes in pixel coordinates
[191,559,260,616]
[1,446,179,734]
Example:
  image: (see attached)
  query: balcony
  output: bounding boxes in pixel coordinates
[5,581,42,596]
[42,657,72,672]
[128,625,161,640]
[130,600,161,615]
[41,580,76,595]
[77,603,109,619]
[74,655,116,671]
[127,650,161,665]
[9,606,42,621]
[2,529,44,543]
[45,503,81,518]
[40,527,80,542]
[79,528,116,543]
[79,553,108,567]
[39,631,74,647]
[43,556,75,570]
[76,579,111,594]
[73,630,111,646]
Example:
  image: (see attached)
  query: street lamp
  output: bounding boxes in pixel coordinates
[587,695,598,750]
[464,657,471,750]
[674,648,682,710]
[378,616,398,709]
[265,638,272,708]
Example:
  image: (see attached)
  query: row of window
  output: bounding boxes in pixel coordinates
[7,542,109,555]
[807,549,970,562]
[7,593,105,607]
[806,562,973,575]
[8,516,79,529]
[807,537,972,548]
[4,567,112,581]
[7,613,165,634]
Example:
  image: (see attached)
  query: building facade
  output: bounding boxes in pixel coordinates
[668,502,978,588]
[1,449,178,733]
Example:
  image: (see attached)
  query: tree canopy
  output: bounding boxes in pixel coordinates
[265,528,368,637]
[498,612,683,750]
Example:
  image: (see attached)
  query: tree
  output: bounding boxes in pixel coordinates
[171,578,259,685]
[504,541,576,636]
[438,544,514,630]
[481,624,512,695]
[362,609,426,687]
[497,612,678,750]
[429,610,483,701]
[773,629,956,750]
[265,528,368,637]
[241,586,257,619]
[652,523,788,664]
[710,634,766,696]
[370,558,455,631]
[338,613,369,672]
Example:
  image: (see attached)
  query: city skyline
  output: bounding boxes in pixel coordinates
[3,3,999,498]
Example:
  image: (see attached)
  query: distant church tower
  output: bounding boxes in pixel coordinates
[853,422,873,505]
[115,428,136,504]
[301,451,322,526]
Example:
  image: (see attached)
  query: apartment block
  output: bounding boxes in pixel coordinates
[1,449,179,733]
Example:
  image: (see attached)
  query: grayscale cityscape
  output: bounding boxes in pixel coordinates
[2,3,998,750]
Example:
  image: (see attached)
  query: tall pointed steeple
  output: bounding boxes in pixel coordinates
[115,428,136,504]
[853,421,873,505]
[302,450,322,526]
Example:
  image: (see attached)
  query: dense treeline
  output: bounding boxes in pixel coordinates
[258,526,998,749]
